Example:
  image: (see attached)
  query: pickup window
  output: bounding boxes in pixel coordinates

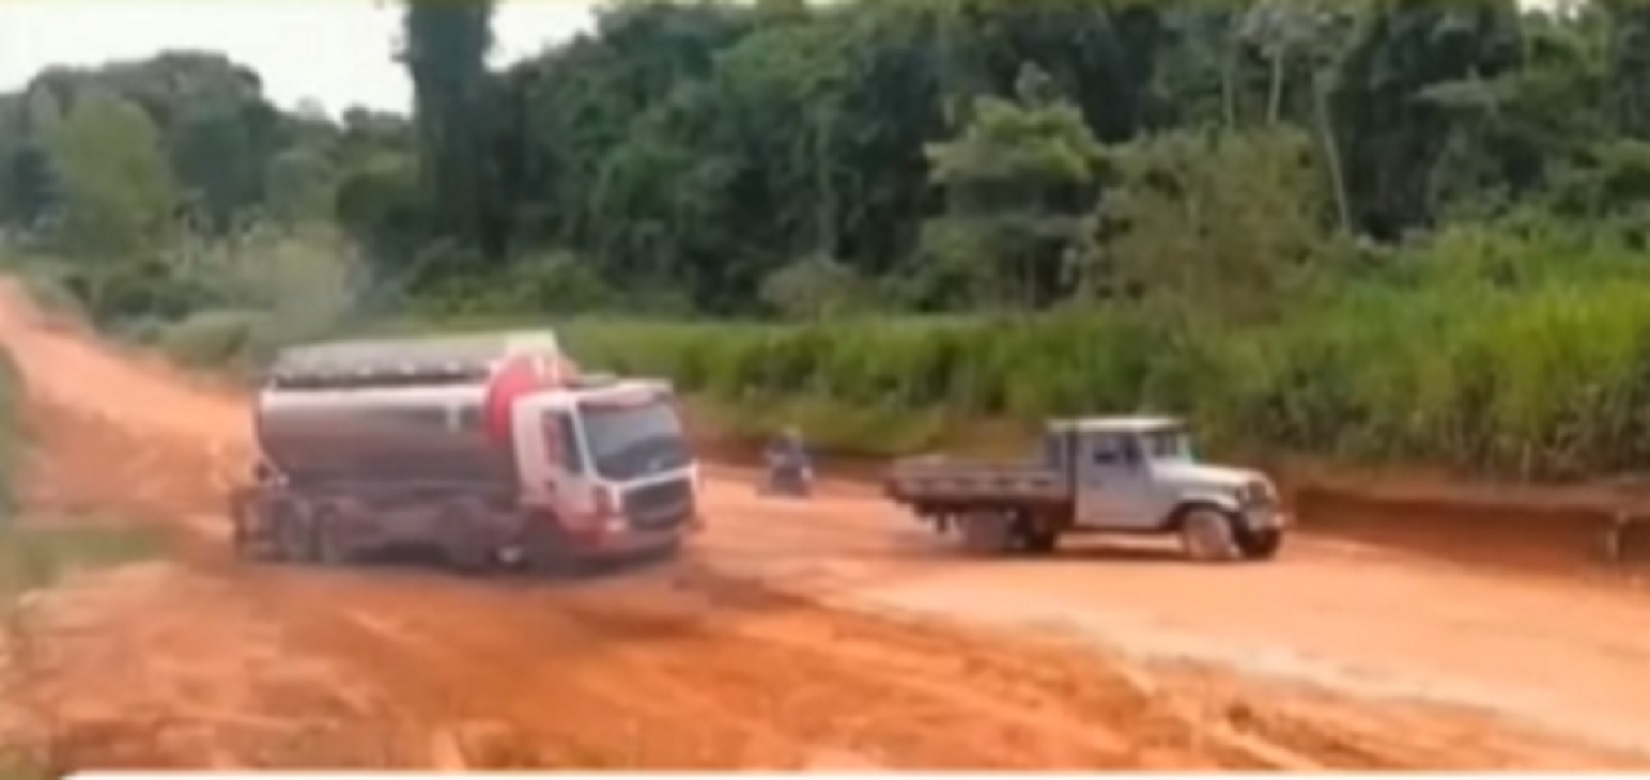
[1140,428,1193,461]
[1090,434,1129,465]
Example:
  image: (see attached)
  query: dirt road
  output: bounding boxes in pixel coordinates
[0,280,1646,771]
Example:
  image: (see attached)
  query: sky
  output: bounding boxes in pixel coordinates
[0,0,597,116]
[0,0,1568,118]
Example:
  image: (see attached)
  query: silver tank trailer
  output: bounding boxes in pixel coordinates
[254,331,563,488]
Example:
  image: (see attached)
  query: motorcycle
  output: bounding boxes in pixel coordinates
[758,448,814,499]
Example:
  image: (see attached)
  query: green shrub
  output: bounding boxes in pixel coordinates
[154,308,277,374]
[0,526,164,598]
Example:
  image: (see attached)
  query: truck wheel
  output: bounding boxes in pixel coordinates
[1179,506,1239,562]
[237,500,283,562]
[445,537,498,575]
[311,507,352,566]
[1235,527,1283,561]
[520,523,589,577]
[274,505,315,563]
[228,491,259,560]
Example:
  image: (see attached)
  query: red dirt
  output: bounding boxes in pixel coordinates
[0,279,1646,770]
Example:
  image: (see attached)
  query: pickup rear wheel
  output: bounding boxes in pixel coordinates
[958,511,1015,555]
[1011,515,1060,555]
[1020,527,1059,555]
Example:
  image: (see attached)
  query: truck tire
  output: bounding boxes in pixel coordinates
[445,533,499,575]
[310,506,353,566]
[1235,527,1283,561]
[273,504,316,563]
[520,522,592,578]
[1179,505,1239,562]
[229,491,261,560]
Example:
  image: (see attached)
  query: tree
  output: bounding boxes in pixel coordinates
[917,64,1104,310]
[401,0,497,251]
[46,92,180,259]
[1329,0,1525,237]
[1094,127,1330,326]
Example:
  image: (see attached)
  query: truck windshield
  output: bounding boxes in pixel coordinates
[1141,428,1194,462]
[577,397,692,480]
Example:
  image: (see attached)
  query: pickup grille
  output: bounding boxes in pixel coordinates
[622,477,694,531]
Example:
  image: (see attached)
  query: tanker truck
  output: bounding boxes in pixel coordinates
[228,330,702,572]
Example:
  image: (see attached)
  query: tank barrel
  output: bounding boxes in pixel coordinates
[255,330,571,487]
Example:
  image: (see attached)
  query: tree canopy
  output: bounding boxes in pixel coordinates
[2,0,1645,321]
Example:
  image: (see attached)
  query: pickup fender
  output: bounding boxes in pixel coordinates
[1167,491,1243,525]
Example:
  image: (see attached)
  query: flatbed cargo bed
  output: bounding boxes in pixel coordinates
[883,456,1070,507]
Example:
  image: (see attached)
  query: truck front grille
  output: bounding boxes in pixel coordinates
[622,477,694,531]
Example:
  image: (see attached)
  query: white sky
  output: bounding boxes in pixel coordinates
[0,0,1567,117]
[0,0,597,116]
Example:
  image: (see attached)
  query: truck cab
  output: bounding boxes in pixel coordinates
[509,375,701,560]
[1043,416,1285,557]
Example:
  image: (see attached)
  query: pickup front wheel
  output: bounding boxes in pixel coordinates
[1179,506,1240,562]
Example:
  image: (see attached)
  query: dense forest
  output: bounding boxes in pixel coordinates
[5,0,1650,476]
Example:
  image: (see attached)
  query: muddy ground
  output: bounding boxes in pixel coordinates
[2,279,1649,771]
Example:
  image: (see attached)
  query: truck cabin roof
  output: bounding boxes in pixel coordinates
[1045,416,1186,436]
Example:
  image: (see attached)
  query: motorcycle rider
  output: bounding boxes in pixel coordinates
[764,425,813,496]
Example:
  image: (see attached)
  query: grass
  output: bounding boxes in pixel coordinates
[0,523,165,780]
[0,526,165,601]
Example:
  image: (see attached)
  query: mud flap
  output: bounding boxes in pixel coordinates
[958,511,1015,555]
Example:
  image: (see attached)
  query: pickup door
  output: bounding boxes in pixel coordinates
[1073,432,1159,530]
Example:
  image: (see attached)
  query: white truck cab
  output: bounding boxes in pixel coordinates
[510,376,700,555]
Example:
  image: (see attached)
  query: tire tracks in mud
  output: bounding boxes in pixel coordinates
[232,563,1231,769]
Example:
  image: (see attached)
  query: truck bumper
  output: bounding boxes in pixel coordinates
[561,516,691,562]
[1241,506,1290,530]
[580,527,685,558]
